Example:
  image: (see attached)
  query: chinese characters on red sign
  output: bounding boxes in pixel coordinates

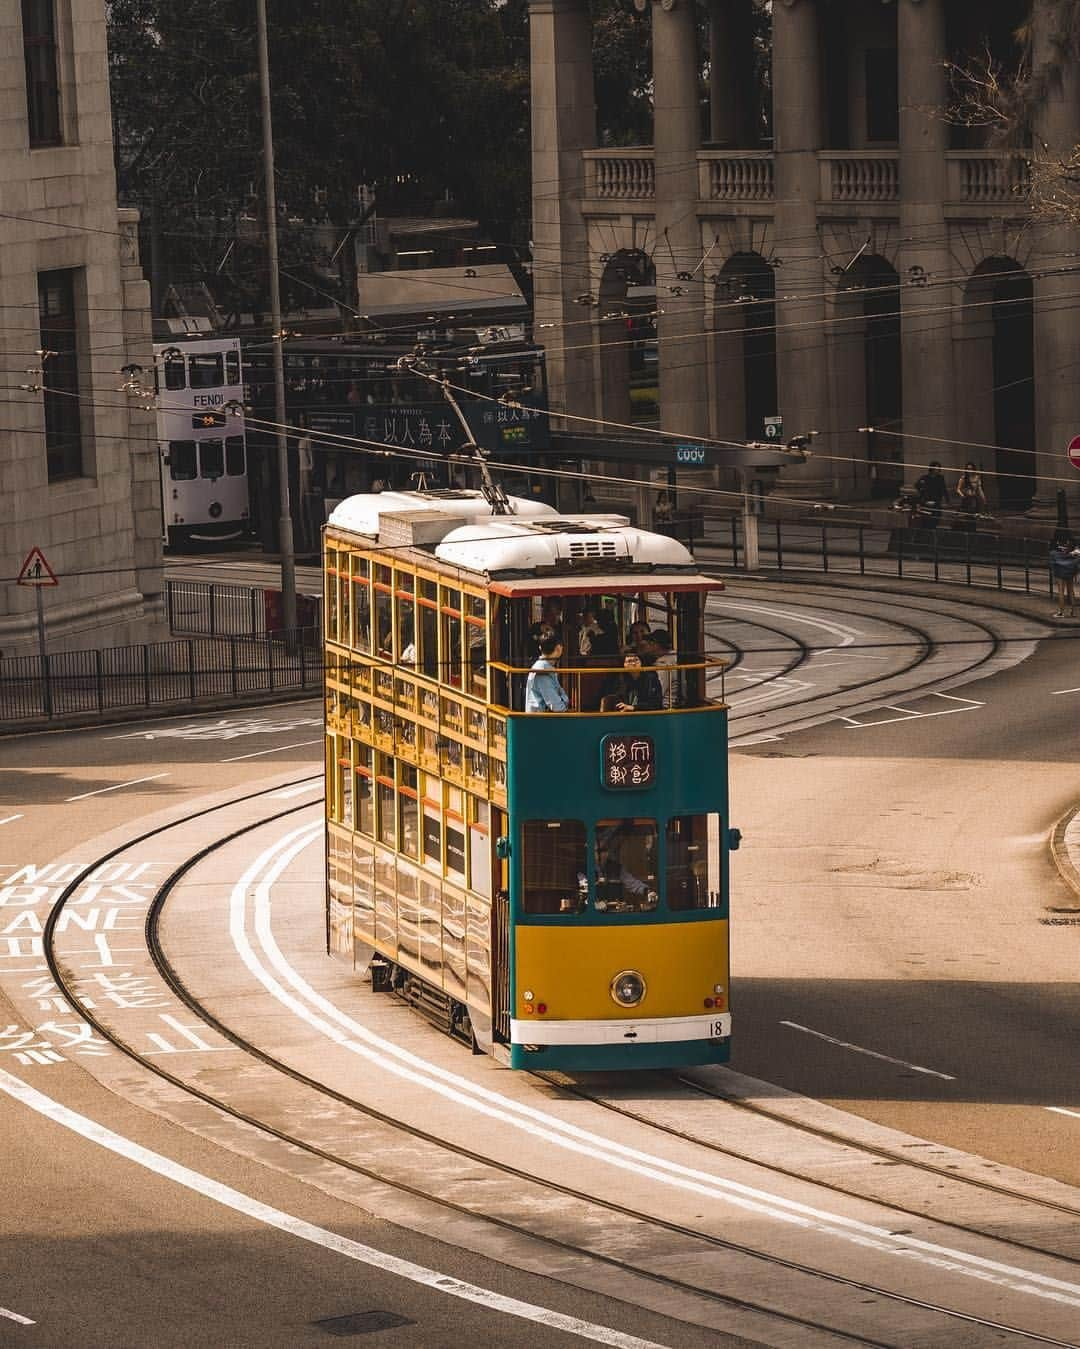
[601,734,655,790]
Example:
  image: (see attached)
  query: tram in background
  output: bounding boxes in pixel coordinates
[154,337,250,549]
[244,334,551,547]
[323,489,735,1071]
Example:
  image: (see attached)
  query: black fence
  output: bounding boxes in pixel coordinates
[165,578,323,639]
[700,514,1057,598]
[0,628,322,726]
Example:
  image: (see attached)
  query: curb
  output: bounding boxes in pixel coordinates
[1050,807,1080,901]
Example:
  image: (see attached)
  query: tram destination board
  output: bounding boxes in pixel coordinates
[601,734,655,790]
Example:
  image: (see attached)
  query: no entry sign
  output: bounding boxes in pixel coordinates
[1069,436,1080,471]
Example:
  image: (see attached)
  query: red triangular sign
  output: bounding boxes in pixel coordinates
[17,547,59,586]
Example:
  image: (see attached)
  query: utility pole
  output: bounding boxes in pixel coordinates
[255,0,297,633]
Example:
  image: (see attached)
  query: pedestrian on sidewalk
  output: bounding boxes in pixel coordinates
[1049,533,1080,618]
[913,461,949,529]
[955,462,987,531]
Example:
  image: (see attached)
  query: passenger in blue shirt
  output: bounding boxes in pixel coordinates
[525,635,570,712]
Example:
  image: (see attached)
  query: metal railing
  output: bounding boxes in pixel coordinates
[165,578,323,640]
[699,514,1056,599]
[0,627,322,726]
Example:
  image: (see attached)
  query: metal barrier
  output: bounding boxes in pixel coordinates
[700,515,1057,599]
[0,627,322,727]
[165,579,268,636]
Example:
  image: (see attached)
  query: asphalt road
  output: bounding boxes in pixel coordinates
[1,580,1078,1345]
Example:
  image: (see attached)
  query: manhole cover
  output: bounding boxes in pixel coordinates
[313,1311,415,1336]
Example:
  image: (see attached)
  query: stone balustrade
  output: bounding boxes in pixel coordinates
[581,148,1027,210]
[819,152,899,203]
[946,151,1032,205]
[699,151,774,202]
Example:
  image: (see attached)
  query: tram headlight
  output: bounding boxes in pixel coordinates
[610,969,646,1008]
[208,501,223,518]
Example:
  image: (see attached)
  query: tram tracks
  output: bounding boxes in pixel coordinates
[38,781,1080,1348]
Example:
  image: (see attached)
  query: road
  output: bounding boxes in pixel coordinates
[1,576,1078,1346]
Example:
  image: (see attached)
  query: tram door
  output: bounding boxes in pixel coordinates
[491,808,511,1043]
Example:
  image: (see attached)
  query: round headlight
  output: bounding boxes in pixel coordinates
[610,969,646,1008]
[208,501,223,518]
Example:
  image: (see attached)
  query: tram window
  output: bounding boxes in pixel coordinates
[225,348,241,385]
[199,439,224,480]
[352,562,371,654]
[397,591,416,666]
[521,820,587,916]
[419,601,438,680]
[469,798,491,899]
[376,754,395,849]
[666,815,722,911]
[446,817,466,882]
[225,436,245,476]
[167,440,196,481]
[188,352,224,388]
[375,586,393,659]
[399,765,420,859]
[163,351,186,390]
[354,751,374,837]
[594,820,659,914]
[441,594,463,687]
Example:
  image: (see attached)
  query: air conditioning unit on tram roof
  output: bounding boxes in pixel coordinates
[377,509,466,549]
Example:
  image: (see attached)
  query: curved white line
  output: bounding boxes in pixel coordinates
[231,820,1080,1311]
[712,600,862,646]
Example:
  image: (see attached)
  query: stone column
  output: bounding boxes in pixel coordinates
[652,0,709,442]
[1029,0,1080,517]
[771,0,829,493]
[529,0,597,425]
[897,0,956,486]
[709,0,756,147]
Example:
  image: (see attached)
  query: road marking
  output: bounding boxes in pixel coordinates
[270,781,324,800]
[1050,688,1080,696]
[843,692,984,729]
[231,824,1080,1310]
[220,740,322,764]
[0,1306,34,1326]
[66,774,169,802]
[715,601,862,646]
[0,814,24,826]
[780,1022,956,1080]
[0,1068,663,1349]
[1047,1107,1080,1121]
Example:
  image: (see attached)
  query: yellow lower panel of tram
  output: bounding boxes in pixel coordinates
[514,921,729,1021]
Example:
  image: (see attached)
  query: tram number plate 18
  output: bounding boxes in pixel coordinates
[601,734,655,790]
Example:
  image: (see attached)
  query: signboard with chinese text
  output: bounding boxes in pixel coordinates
[600,734,655,790]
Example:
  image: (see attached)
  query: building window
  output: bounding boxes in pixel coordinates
[23,0,61,147]
[38,269,83,481]
[865,49,898,143]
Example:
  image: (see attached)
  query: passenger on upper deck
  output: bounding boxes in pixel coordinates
[525,635,570,712]
[639,630,680,708]
[601,650,663,712]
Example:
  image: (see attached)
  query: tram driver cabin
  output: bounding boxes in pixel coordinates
[324,491,735,1071]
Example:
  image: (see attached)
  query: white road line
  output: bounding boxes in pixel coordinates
[780,1022,956,1080]
[233,824,1080,1310]
[0,1306,34,1325]
[843,693,984,729]
[66,774,169,802]
[715,601,862,646]
[220,740,322,764]
[1050,688,1080,696]
[1047,1107,1080,1121]
[0,1067,667,1349]
[271,781,324,800]
[0,814,24,826]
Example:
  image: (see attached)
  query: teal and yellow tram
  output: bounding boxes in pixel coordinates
[323,490,736,1070]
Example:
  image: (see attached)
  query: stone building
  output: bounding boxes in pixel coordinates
[1,0,163,655]
[530,0,1080,513]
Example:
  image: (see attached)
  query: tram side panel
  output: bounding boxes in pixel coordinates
[504,706,732,1071]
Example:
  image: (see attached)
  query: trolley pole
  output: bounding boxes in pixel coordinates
[255,0,297,635]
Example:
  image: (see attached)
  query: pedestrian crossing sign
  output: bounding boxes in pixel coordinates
[17,547,58,586]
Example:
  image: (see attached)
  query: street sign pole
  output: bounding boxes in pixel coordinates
[35,586,52,718]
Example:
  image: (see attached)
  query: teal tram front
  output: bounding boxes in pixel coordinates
[323,490,736,1071]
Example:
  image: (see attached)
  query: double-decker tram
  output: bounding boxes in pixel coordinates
[154,336,250,549]
[323,489,735,1070]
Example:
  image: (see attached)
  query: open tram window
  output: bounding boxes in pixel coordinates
[441,587,463,688]
[398,764,420,859]
[594,820,658,913]
[188,351,224,388]
[352,557,371,654]
[163,350,186,391]
[374,568,393,659]
[418,582,439,680]
[225,437,245,476]
[396,574,416,665]
[376,753,396,849]
[354,747,374,837]
[666,814,722,911]
[521,820,587,916]
[199,439,224,481]
[168,440,197,481]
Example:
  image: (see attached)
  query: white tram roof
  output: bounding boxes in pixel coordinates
[326,490,720,593]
